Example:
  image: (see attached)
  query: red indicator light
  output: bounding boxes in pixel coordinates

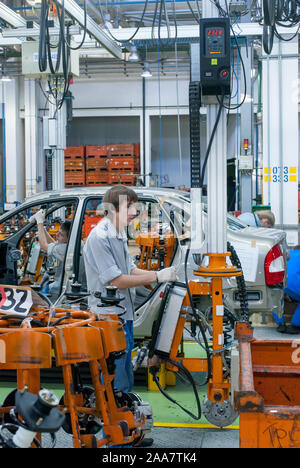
[243,139,249,149]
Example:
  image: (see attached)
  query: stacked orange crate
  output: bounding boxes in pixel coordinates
[64,146,86,187]
[134,143,141,173]
[85,145,109,186]
[107,143,139,185]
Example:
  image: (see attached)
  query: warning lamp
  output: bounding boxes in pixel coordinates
[243,139,249,150]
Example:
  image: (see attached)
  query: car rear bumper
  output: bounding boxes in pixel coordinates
[227,285,284,324]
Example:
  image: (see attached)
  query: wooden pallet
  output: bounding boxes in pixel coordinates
[85,145,108,157]
[86,172,109,185]
[65,160,85,170]
[86,158,108,170]
[65,172,86,185]
[65,146,85,159]
[107,143,135,158]
[108,157,135,172]
[108,173,135,185]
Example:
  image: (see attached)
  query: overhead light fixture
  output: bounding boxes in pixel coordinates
[141,62,152,78]
[103,13,113,30]
[0,76,11,82]
[26,0,42,6]
[128,45,139,62]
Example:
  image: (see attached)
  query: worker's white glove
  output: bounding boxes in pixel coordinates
[29,209,46,225]
[156,266,178,283]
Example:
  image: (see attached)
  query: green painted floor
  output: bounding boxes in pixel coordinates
[134,342,239,429]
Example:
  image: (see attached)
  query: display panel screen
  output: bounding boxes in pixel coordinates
[207,29,223,36]
[205,27,225,56]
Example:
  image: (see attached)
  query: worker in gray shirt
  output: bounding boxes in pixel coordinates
[30,209,71,299]
[83,185,177,395]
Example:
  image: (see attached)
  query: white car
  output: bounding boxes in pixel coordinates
[0,187,287,336]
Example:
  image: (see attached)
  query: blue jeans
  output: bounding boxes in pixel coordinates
[113,320,134,393]
[285,288,300,327]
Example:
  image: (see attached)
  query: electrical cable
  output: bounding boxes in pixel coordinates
[262,0,300,54]
[215,0,248,111]
[171,0,178,43]
[163,0,171,45]
[151,0,160,41]
[184,247,212,381]
[149,357,202,420]
[186,0,201,24]
[62,0,88,50]
[38,0,87,112]
[207,1,247,111]
[96,0,150,43]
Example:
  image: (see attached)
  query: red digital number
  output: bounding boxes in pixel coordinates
[208,29,223,36]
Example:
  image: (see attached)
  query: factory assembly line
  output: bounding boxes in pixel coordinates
[0,0,298,452]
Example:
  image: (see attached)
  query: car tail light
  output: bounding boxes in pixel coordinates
[264,243,285,286]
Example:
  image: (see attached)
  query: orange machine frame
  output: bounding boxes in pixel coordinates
[135,231,175,270]
[0,299,145,448]
[235,322,300,448]
[164,252,241,404]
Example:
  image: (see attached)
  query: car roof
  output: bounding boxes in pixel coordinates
[22,186,191,203]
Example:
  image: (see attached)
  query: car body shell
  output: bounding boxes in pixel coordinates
[0,187,287,337]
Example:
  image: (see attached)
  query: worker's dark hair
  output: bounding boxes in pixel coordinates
[61,220,71,237]
[256,210,275,227]
[103,185,138,214]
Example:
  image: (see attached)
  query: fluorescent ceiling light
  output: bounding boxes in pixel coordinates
[26,0,41,5]
[141,62,152,78]
[0,76,11,82]
[128,45,139,62]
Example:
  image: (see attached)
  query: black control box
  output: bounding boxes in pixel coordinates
[199,17,231,96]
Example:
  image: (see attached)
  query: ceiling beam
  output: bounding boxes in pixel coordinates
[2,25,81,38]
[55,0,123,59]
[107,23,300,41]
[0,2,39,29]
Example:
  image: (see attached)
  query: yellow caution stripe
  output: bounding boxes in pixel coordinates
[153,422,239,430]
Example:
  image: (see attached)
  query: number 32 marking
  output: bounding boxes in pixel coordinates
[0,287,32,315]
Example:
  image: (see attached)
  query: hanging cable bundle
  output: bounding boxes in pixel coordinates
[262,0,300,54]
[38,0,88,110]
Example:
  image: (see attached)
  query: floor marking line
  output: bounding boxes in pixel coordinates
[153,422,239,430]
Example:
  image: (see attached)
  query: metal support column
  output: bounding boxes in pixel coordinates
[262,37,298,244]
[202,0,227,254]
[207,103,227,253]
[24,78,38,198]
[3,77,25,203]
[145,110,151,187]
[49,101,67,191]
[239,44,253,213]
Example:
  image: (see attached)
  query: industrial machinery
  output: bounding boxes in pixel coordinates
[0,285,152,448]
[235,322,300,448]
[0,388,65,448]
[135,215,175,271]
[132,9,250,429]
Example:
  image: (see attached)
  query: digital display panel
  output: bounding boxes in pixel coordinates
[205,27,225,56]
[207,29,223,36]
